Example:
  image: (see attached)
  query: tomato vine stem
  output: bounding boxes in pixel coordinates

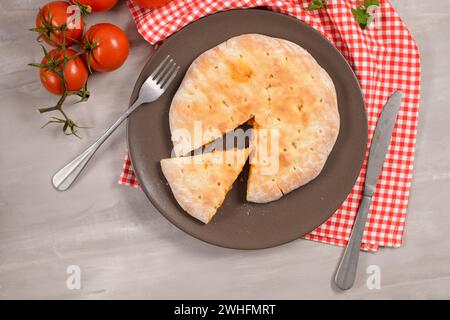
[29,18,91,138]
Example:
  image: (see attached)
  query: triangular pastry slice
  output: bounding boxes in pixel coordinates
[160,148,249,223]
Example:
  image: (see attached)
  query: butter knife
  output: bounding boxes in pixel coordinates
[334,91,403,290]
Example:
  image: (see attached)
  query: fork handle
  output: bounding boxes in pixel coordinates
[334,195,372,290]
[52,98,143,191]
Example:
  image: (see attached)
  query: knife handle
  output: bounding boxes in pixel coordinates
[334,195,372,290]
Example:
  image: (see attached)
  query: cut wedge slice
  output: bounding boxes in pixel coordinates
[160,148,249,223]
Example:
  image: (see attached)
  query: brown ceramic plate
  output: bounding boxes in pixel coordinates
[127,9,367,249]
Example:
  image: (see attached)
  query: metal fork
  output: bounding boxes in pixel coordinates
[52,55,179,191]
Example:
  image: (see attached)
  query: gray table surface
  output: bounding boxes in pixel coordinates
[1,0,449,299]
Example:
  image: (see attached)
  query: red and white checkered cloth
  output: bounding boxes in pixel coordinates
[120,0,421,252]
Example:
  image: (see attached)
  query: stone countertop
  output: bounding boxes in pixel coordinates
[1,1,449,299]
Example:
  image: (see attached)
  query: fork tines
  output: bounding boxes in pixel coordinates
[151,55,180,90]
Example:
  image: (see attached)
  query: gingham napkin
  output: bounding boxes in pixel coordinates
[120,0,421,252]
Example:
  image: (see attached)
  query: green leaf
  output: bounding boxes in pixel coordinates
[364,0,379,7]
[351,1,379,29]
[352,8,368,26]
[306,0,328,10]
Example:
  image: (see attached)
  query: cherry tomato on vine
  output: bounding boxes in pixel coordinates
[40,48,89,95]
[69,0,118,13]
[83,23,130,72]
[35,1,85,47]
[132,0,172,9]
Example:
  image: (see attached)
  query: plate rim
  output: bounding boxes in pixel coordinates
[127,8,368,250]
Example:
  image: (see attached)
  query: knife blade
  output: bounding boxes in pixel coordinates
[334,90,403,290]
[364,90,404,197]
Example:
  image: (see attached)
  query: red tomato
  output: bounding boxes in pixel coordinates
[36,1,85,47]
[83,23,130,72]
[69,0,118,13]
[132,0,172,9]
[40,48,89,95]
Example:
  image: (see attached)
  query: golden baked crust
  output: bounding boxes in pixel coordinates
[169,34,339,203]
[160,148,248,223]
